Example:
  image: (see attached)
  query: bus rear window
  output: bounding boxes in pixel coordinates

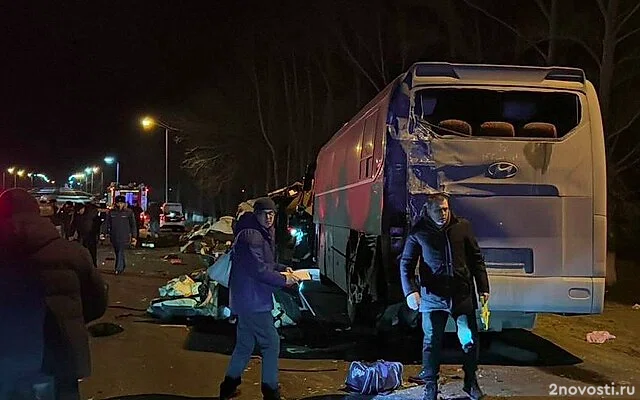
[414,88,581,139]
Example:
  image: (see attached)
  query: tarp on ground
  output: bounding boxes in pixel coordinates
[147,279,221,319]
[147,269,300,327]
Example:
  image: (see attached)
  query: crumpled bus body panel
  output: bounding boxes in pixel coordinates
[314,62,606,318]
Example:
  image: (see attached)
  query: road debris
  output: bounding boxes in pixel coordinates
[163,253,185,265]
[586,330,616,343]
[88,322,124,337]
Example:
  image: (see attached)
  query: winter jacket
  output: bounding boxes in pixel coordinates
[0,189,108,379]
[229,212,286,315]
[147,203,161,222]
[400,214,490,315]
[106,208,136,245]
[75,203,101,238]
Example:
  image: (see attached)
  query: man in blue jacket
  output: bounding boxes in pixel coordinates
[219,197,299,400]
[400,193,489,400]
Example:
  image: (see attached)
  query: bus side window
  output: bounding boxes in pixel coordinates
[359,115,377,179]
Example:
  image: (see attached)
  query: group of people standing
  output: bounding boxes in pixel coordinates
[43,196,158,274]
[0,187,489,400]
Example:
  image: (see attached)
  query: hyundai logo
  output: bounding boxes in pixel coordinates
[487,162,518,179]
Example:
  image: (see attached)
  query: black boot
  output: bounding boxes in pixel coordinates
[463,377,485,400]
[219,376,241,400]
[422,379,438,400]
[409,369,431,384]
[261,383,282,400]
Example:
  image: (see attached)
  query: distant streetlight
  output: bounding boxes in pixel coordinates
[141,116,180,204]
[141,116,154,129]
[84,166,99,194]
[35,173,50,184]
[93,166,103,195]
[6,167,16,188]
[16,170,25,188]
[104,156,120,186]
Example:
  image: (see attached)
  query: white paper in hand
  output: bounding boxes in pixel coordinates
[289,270,312,281]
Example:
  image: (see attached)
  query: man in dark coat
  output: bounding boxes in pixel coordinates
[219,197,299,400]
[59,201,76,240]
[131,201,144,246]
[147,202,161,238]
[105,195,136,274]
[400,193,490,400]
[0,188,108,400]
[75,202,102,267]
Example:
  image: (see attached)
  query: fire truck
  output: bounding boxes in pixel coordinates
[106,183,149,210]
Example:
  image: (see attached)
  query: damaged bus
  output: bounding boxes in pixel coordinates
[313,62,606,330]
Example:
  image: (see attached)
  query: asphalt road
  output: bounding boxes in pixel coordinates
[79,242,640,399]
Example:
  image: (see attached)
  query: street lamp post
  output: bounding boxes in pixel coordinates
[93,167,100,195]
[7,167,15,188]
[16,170,25,188]
[104,156,120,186]
[85,168,92,193]
[141,117,179,204]
[84,166,99,194]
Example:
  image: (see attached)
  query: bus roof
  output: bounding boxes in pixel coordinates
[405,62,587,91]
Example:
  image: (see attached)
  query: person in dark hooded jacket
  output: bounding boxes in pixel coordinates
[75,202,102,267]
[400,193,489,400]
[219,197,299,400]
[0,188,108,400]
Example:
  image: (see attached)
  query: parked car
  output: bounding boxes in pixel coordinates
[160,202,186,231]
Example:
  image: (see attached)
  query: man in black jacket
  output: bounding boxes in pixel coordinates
[400,193,489,400]
[75,202,102,267]
[0,188,108,400]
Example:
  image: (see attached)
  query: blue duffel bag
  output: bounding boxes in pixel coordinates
[345,360,403,395]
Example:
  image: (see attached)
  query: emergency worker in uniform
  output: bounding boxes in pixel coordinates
[400,193,490,400]
[105,195,136,274]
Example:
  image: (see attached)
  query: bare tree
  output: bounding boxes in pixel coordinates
[182,145,237,196]
[248,41,279,190]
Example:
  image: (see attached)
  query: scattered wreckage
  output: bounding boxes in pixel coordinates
[178,215,234,261]
[148,197,318,328]
[146,250,316,328]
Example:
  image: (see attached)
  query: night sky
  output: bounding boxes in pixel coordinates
[3,1,640,211]
[1,2,244,188]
